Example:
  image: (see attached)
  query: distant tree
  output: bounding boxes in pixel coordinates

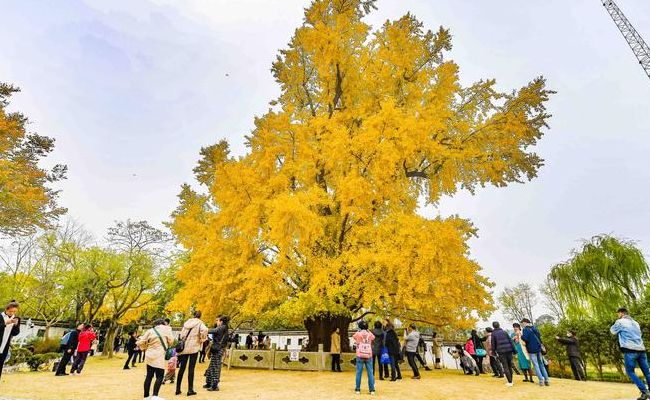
[550,235,649,320]
[0,83,66,236]
[498,283,537,323]
[534,314,554,326]
[539,276,567,321]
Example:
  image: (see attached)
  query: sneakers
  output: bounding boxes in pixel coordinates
[544,380,550,386]
[505,383,514,387]
[370,391,376,396]
[355,391,361,395]
[412,375,421,380]
[637,391,650,400]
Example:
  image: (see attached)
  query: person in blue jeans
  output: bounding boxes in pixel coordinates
[520,318,550,386]
[611,307,650,400]
[352,320,376,395]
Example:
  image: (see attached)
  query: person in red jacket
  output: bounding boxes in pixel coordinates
[70,324,97,375]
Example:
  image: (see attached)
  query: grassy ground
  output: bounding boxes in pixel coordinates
[0,354,640,400]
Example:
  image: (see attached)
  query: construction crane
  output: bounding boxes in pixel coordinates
[601,1,650,79]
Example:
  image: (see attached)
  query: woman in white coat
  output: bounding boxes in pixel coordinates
[137,319,174,400]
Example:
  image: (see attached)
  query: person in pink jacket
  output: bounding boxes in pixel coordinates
[352,321,376,395]
[70,324,96,375]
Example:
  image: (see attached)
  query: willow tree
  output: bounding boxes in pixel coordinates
[550,235,649,320]
[170,0,552,350]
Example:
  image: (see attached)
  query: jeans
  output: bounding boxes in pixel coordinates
[176,352,198,392]
[624,351,650,393]
[70,351,89,374]
[529,352,549,383]
[144,365,164,398]
[498,352,514,383]
[355,357,375,392]
[569,356,586,381]
[372,354,389,378]
[389,355,402,379]
[406,351,420,377]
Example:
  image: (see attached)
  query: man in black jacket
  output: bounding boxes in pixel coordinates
[56,323,82,376]
[556,331,587,381]
[0,301,20,380]
[490,321,516,387]
[123,331,138,369]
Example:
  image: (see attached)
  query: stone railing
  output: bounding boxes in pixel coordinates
[225,344,361,372]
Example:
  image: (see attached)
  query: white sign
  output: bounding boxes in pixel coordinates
[289,349,300,362]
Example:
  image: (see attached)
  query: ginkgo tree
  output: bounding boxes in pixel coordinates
[170,0,553,351]
[0,83,66,236]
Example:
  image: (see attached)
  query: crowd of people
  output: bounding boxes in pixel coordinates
[51,310,230,400]
[3,301,650,399]
[244,331,271,350]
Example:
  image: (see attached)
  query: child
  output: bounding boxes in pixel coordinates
[162,349,178,385]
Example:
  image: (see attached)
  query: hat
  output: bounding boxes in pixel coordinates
[520,318,531,324]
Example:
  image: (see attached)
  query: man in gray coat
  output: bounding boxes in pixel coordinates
[404,324,421,379]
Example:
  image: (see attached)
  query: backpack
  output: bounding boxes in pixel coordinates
[60,331,71,346]
[357,331,373,360]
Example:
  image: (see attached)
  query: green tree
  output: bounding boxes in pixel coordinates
[550,235,649,320]
[19,233,74,339]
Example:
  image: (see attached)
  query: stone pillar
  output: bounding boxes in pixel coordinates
[227,342,235,371]
[318,343,324,372]
[270,343,276,370]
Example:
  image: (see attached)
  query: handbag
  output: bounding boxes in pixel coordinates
[475,348,487,357]
[175,326,195,353]
[153,328,174,361]
[380,346,391,365]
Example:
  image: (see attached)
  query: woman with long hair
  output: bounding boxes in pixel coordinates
[470,329,487,374]
[204,315,229,392]
[383,319,402,381]
[512,323,534,383]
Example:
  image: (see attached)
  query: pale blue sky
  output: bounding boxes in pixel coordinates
[1,0,649,315]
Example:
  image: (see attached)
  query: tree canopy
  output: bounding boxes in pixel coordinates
[170,0,552,344]
[0,83,66,236]
[549,234,649,320]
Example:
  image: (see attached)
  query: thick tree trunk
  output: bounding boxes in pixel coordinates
[304,314,351,353]
[102,321,117,358]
